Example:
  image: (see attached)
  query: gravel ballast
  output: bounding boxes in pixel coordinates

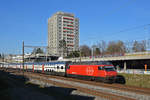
[28,75,150,100]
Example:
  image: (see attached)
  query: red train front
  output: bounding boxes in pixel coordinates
[66,61,117,83]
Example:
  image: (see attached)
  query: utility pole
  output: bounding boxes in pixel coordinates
[92,47,94,61]
[22,41,24,73]
[91,45,96,61]
[79,49,81,62]
[2,53,4,68]
[46,46,48,62]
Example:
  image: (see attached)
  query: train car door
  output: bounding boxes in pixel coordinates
[98,66,105,77]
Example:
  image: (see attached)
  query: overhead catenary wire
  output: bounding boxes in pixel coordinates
[84,24,150,42]
[102,0,136,17]
[111,24,150,35]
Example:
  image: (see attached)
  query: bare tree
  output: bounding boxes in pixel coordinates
[98,40,107,56]
[91,44,101,56]
[106,40,126,55]
[141,40,147,51]
[80,45,91,57]
[132,40,146,52]
[125,41,132,53]
[59,39,67,57]
[106,41,116,54]
[116,40,126,53]
[95,48,100,56]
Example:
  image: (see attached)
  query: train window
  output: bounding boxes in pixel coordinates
[104,66,115,71]
[61,66,63,69]
[57,66,59,69]
[98,66,104,70]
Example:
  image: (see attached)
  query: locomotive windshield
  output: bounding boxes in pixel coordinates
[104,66,115,71]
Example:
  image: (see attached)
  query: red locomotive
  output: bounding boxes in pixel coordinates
[66,61,117,83]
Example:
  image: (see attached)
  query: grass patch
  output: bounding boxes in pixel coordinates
[119,73,150,88]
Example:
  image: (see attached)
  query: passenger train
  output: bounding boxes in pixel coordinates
[0,61,117,83]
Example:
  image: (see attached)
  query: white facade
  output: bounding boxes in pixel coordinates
[48,12,79,56]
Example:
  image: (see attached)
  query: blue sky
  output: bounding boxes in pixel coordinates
[0,0,150,54]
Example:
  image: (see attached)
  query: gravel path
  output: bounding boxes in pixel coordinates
[29,79,108,100]
[29,75,150,100]
[48,77,150,100]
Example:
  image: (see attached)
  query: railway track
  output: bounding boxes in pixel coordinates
[47,74,150,95]
[2,68,150,100]
[27,74,135,100]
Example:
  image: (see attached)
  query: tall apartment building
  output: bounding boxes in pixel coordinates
[48,12,79,56]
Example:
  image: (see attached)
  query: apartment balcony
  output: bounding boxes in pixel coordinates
[67,44,74,47]
[63,27,74,30]
[67,34,74,37]
[63,17,74,20]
